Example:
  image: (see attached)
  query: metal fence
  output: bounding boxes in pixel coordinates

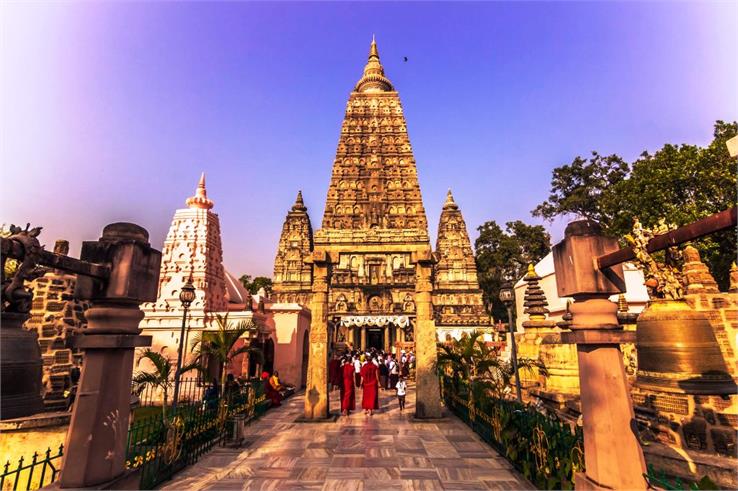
[135,377,210,407]
[440,376,584,490]
[0,445,63,491]
[127,378,270,489]
[2,379,273,491]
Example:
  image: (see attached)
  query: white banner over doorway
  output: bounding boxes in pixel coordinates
[338,315,411,329]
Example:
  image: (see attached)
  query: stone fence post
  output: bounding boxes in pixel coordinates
[58,223,160,489]
[552,220,646,490]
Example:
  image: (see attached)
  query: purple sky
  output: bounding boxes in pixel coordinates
[2,1,736,278]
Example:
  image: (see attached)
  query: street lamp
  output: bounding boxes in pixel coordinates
[499,281,522,403]
[172,276,196,411]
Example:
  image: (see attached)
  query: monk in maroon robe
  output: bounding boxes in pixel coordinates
[360,359,380,415]
[328,356,342,391]
[340,358,355,415]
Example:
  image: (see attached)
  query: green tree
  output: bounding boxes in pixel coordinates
[531,152,629,224]
[533,120,737,289]
[437,331,544,400]
[238,274,273,295]
[132,349,176,421]
[474,220,550,322]
[189,314,263,417]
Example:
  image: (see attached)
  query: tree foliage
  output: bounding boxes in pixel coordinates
[474,220,551,321]
[437,331,545,400]
[189,314,264,406]
[238,274,273,295]
[533,121,737,289]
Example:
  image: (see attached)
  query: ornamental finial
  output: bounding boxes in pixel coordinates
[292,190,307,212]
[186,172,214,210]
[442,189,458,210]
[355,36,394,93]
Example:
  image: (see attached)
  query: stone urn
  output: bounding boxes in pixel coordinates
[635,298,736,395]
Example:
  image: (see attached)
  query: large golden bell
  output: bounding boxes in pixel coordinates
[636,299,736,395]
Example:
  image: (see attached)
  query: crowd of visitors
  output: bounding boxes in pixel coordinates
[328,348,415,416]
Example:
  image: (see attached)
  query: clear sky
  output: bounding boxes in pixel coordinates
[2,1,736,277]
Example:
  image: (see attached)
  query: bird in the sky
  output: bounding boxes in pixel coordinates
[403,56,408,62]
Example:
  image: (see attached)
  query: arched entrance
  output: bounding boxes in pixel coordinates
[301,329,309,388]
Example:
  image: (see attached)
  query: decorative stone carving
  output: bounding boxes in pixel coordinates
[272,191,314,305]
[432,190,490,332]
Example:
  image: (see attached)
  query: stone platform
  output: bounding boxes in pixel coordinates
[161,385,530,490]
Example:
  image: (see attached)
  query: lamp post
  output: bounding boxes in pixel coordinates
[499,281,522,403]
[172,277,196,411]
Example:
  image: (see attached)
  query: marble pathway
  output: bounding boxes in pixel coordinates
[161,385,531,490]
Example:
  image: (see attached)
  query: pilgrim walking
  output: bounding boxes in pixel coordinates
[360,355,380,415]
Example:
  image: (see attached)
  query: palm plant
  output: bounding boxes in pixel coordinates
[437,331,546,401]
[132,348,175,421]
[188,314,264,412]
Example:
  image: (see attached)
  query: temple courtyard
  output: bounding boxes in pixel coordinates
[162,386,529,491]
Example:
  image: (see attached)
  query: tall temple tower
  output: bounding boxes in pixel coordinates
[272,38,489,351]
[274,37,489,419]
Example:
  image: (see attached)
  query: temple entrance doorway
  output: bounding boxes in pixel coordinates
[367,329,384,350]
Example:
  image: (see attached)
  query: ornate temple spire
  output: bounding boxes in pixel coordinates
[292,190,307,212]
[186,172,214,210]
[730,262,738,294]
[522,264,550,322]
[443,189,458,210]
[355,36,394,93]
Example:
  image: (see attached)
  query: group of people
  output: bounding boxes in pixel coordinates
[328,348,415,416]
[200,371,286,409]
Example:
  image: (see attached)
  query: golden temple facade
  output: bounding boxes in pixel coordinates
[272,38,489,350]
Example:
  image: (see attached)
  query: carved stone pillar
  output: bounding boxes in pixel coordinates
[553,221,646,490]
[304,251,330,420]
[60,223,160,489]
[413,249,442,419]
[384,326,390,352]
[360,327,367,351]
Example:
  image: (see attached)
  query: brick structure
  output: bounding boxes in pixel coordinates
[25,240,89,411]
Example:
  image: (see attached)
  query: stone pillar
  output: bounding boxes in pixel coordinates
[413,250,442,419]
[552,220,646,490]
[60,223,160,489]
[304,251,330,420]
[384,326,390,352]
[360,327,367,351]
[396,326,402,346]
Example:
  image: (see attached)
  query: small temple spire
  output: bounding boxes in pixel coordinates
[443,189,458,210]
[522,264,550,322]
[186,172,214,210]
[292,190,307,212]
[355,36,394,93]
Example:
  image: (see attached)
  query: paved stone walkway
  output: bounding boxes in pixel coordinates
[161,386,530,490]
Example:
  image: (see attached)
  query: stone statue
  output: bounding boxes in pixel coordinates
[625,217,683,300]
[1,224,47,313]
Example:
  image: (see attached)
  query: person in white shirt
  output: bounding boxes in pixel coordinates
[353,356,362,387]
[396,375,407,411]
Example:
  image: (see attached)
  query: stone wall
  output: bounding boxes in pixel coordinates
[25,240,88,412]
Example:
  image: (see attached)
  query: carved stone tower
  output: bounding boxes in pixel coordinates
[141,173,228,332]
[299,38,442,419]
[273,191,314,305]
[433,190,489,339]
